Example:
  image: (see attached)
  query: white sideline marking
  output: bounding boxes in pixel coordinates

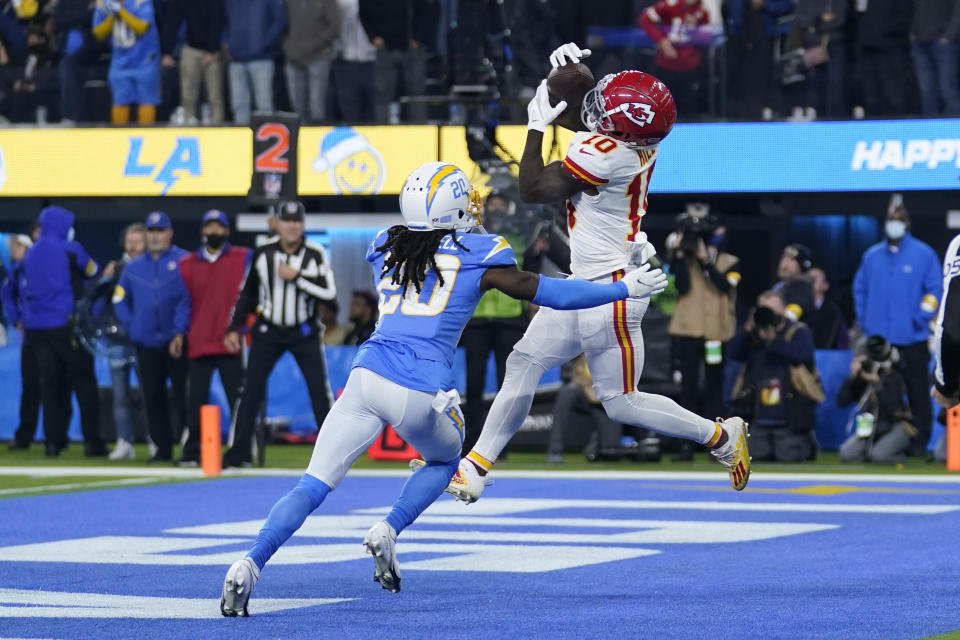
[0,478,159,496]
[169,515,837,544]
[0,589,350,619]
[3,466,960,485]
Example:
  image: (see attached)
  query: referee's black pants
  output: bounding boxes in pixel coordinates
[136,345,188,461]
[28,326,104,455]
[223,331,332,467]
[181,354,244,463]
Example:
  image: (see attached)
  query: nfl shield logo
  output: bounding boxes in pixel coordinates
[264,173,282,199]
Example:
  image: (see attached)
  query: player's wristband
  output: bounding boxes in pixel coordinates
[532,275,628,310]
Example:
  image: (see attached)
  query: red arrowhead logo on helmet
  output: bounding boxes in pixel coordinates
[581,70,677,148]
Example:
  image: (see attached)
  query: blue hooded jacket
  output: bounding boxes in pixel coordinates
[22,206,99,330]
[853,232,943,345]
[114,245,190,348]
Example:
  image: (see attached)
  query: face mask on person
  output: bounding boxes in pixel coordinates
[66,227,75,242]
[204,234,227,250]
[885,220,906,240]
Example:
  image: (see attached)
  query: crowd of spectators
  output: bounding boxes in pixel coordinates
[0,0,958,126]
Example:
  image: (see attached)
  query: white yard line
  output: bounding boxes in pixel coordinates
[2,465,960,484]
[0,477,162,496]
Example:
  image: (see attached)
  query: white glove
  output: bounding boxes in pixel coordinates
[527,79,567,132]
[549,42,592,68]
[626,233,658,267]
[102,0,122,13]
[622,263,668,299]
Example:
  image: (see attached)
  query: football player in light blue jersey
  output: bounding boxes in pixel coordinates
[220,162,667,615]
[93,0,161,124]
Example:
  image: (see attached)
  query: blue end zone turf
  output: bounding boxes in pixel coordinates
[1,473,959,639]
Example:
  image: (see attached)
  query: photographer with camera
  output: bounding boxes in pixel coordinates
[729,290,822,462]
[665,209,740,460]
[837,336,915,463]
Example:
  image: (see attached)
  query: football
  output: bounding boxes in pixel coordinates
[547,62,595,112]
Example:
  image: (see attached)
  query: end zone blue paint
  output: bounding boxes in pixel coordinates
[1,476,959,640]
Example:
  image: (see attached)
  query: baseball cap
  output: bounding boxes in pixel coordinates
[202,209,229,228]
[12,234,33,248]
[145,211,172,230]
[276,201,305,221]
[783,243,812,272]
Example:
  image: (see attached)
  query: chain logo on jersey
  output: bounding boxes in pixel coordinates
[608,102,656,127]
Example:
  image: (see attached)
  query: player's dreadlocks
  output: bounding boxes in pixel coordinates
[376,225,469,295]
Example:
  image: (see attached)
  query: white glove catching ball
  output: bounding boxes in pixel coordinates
[622,263,668,299]
[549,43,592,68]
[527,79,567,132]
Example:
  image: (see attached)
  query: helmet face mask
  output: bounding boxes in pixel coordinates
[581,71,677,149]
[399,162,484,232]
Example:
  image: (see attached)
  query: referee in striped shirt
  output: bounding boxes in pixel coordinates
[222,202,336,467]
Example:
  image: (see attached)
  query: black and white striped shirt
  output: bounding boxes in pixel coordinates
[229,238,336,333]
[935,233,960,395]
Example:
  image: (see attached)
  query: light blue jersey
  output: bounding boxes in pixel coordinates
[94,0,160,74]
[353,229,517,393]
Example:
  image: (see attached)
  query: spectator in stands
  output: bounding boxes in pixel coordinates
[93,0,162,125]
[853,201,941,456]
[333,0,375,122]
[55,0,103,123]
[0,20,58,123]
[910,0,960,116]
[665,212,740,460]
[113,211,190,462]
[459,192,531,453]
[359,0,437,123]
[318,298,349,345]
[772,243,815,323]
[791,0,847,119]
[225,0,286,125]
[726,0,795,120]
[638,0,711,118]
[807,266,847,349]
[221,201,336,468]
[161,0,226,125]
[855,0,914,117]
[837,335,914,463]
[728,290,820,462]
[175,210,250,466]
[22,206,107,457]
[283,0,339,124]
[81,222,146,460]
[343,289,377,346]
[2,233,41,451]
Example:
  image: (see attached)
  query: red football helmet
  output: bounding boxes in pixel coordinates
[580,70,677,148]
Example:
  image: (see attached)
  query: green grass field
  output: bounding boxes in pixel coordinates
[2,441,957,498]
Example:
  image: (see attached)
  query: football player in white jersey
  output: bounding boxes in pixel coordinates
[439,43,751,498]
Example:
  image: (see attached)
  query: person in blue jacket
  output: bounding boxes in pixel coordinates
[113,211,190,462]
[22,206,106,457]
[853,202,942,456]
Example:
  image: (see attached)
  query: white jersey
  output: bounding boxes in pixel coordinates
[561,130,657,280]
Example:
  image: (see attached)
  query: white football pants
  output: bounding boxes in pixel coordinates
[305,367,464,488]
[473,277,718,463]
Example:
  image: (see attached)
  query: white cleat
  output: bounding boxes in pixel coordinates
[409,457,491,504]
[362,521,401,593]
[108,438,135,461]
[710,417,751,491]
[220,557,259,617]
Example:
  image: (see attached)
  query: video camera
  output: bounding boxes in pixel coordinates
[861,335,897,375]
[674,211,716,255]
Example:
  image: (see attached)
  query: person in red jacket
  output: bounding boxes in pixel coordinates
[638,0,711,117]
[173,209,252,466]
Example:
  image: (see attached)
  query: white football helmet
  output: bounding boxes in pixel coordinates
[399,162,483,231]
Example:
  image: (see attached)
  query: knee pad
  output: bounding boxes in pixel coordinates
[601,392,646,425]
